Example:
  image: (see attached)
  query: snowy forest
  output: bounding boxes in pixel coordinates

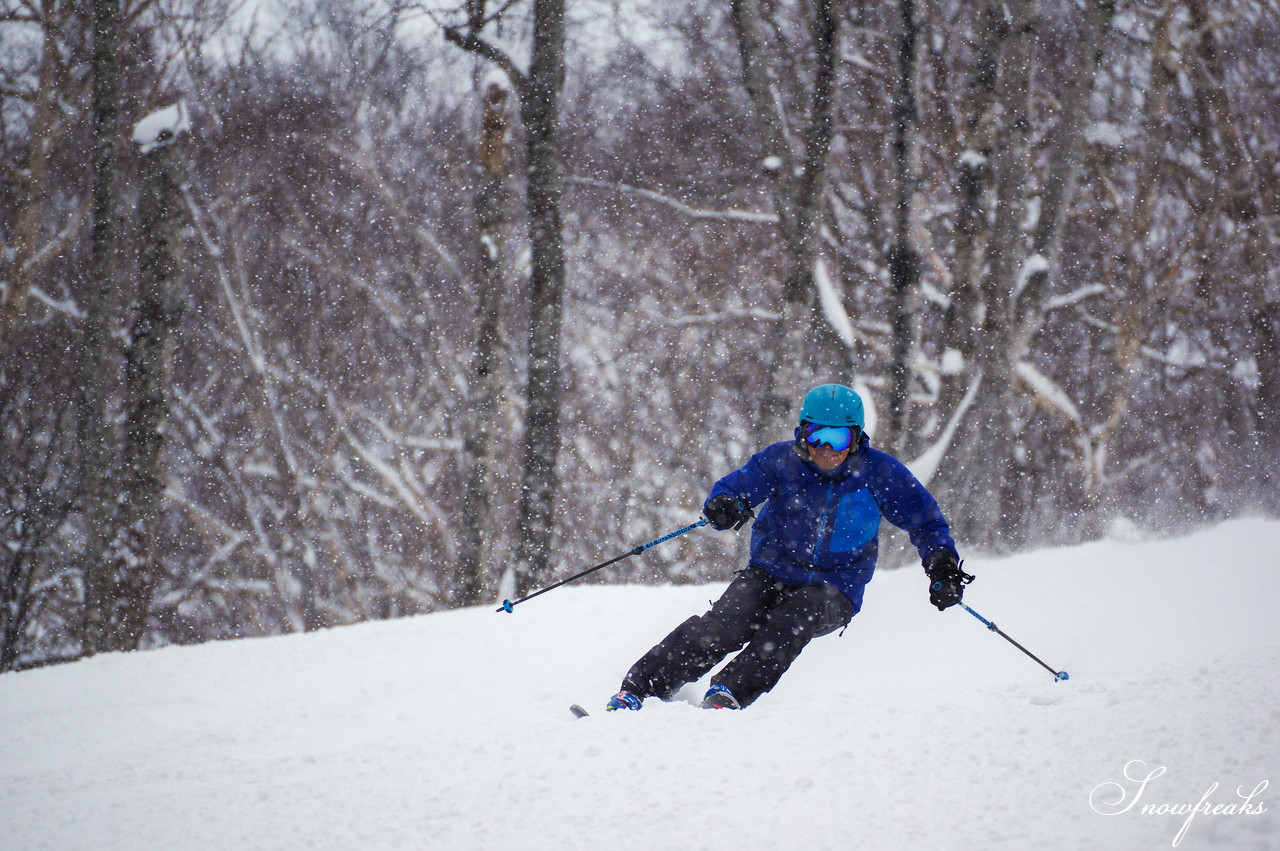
[1,0,1276,672]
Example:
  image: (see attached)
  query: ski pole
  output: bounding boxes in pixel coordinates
[960,603,1070,682]
[496,518,709,613]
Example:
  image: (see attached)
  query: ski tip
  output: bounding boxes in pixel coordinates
[1056,671,1070,682]
[569,704,590,719]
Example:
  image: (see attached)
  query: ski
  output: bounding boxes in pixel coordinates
[569,703,590,719]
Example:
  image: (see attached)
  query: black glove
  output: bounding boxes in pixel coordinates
[704,495,754,531]
[923,551,973,611]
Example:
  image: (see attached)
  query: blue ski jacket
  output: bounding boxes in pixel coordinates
[704,434,957,614]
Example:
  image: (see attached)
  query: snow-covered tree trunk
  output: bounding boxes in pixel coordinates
[456,78,515,607]
[931,0,1113,545]
[110,107,190,649]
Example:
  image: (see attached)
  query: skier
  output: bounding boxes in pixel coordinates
[605,383,971,711]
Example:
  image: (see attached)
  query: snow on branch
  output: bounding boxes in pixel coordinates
[22,199,89,274]
[132,101,191,154]
[907,371,982,486]
[1044,284,1108,312]
[815,256,855,347]
[1014,252,1050,297]
[26,286,82,319]
[1015,360,1082,426]
[567,177,778,223]
[341,428,458,562]
[646,304,780,326]
[323,141,465,283]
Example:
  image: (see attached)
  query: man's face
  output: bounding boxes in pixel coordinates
[803,423,855,471]
[809,442,850,471]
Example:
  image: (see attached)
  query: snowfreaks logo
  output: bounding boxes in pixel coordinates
[1089,760,1269,847]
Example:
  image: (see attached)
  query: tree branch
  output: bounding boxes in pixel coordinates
[441,22,528,93]
[566,177,778,224]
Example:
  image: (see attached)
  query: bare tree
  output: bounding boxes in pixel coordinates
[444,0,568,597]
[161,8,469,635]
[456,76,515,607]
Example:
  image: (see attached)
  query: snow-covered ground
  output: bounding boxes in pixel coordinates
[3,518,1277,850]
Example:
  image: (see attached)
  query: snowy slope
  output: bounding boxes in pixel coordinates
[2,519,1278,851]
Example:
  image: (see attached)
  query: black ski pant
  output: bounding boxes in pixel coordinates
[620,566,854,707]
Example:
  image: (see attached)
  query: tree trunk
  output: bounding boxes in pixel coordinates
[456,79,515,607]
[1081,3,1176,533]
[441,3,571,599]
[942,0,1005,345]
[1013,0,1115,353]
[507,0,568,597]
[885,0,923,453]
[731,0,842,439]
[934,0,1005,461]
[1251,299,1280,511]
[1184,0,1272,508]
[0,20,66,337]
[80,0,124,656]
[112,127,188,648]
[942,0,1039,548]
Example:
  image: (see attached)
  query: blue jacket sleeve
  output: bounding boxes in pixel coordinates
[868,453,958,562]
[704,444,786,512]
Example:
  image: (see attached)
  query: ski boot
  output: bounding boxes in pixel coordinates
[605,690,643,712]
[700,684,741,710]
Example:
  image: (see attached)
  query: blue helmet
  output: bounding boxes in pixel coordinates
[799,383,864,429]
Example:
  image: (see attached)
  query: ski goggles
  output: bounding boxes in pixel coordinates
[803,423,856,452]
